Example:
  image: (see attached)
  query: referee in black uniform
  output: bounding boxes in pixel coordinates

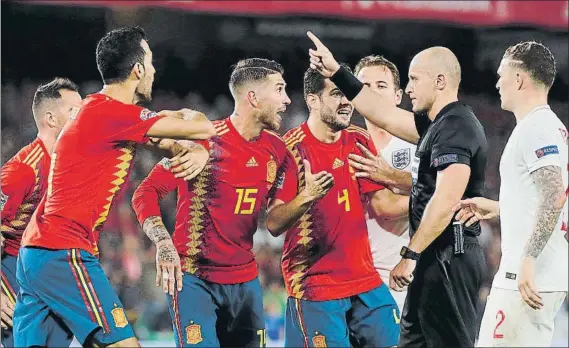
[307,32,488,347]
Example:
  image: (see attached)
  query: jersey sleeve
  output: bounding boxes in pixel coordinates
[1,162,36,221]
[270,149,299,203]
[101,103,166,144]
[356,136,385,194]
[131,159,180,225]
[430,114,479,170]
[521,125,565,173]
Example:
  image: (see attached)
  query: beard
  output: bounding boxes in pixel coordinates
[259,106,281,131]
[134,89,152,105]
[320,107,349,132]
[134,78,153,105]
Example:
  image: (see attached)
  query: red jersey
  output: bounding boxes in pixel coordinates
[132,118,295,284]
[22,93,165,254]
[1,138,51,256]
[280,122,384,301]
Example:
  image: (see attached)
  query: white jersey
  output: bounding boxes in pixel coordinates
[367,136,416,280]
[494,105,568,291]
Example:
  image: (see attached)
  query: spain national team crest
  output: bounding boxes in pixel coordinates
[186,323,203,345]
[312,334,327,347]
[111,307,128,328]
[267,159,277,184]
[392,148,411,170]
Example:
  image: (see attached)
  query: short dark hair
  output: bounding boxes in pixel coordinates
[32,77,79,115]
[96,26,147,85]
[229,58,284,94]
[503,41,556,89]
[231,58,284,73]
[354,55,401,90]
[303,62,351,99]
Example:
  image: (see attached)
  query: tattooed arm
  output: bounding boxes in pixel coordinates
[518,165,567,309]
[523,165,567,258]
[142,216,183,295]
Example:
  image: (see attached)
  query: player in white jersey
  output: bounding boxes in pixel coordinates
[353,55,416,310]
[453,41,568,347]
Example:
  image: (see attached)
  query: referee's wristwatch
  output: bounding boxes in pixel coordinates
[400,246,421,261]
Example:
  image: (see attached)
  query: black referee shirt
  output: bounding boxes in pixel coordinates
[409,101,488,239]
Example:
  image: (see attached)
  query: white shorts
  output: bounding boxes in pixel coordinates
[379,273,407,312]
[477,287,567,347]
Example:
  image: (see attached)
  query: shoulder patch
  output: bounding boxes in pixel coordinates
[535,145,559,159]
[158,158,171,169]
[0,190,8,211]
[140,108,159,121]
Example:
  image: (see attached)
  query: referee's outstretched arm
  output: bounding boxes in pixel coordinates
[307,31,419,145]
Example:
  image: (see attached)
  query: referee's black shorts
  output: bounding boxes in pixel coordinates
[399,235,486,347]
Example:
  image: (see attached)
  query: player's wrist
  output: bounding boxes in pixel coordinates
[400,246,421,261]
[329,66,364,101]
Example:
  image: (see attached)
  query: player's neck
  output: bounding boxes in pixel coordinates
[512,93,549,123]
[100,83,137,105]
[307,115,341,144]
[366,121,392,150]
[36,131,57,154]
[230,111,263,141]
[427,93,458,121]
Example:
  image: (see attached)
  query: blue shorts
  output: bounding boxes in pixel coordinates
[13,247,134,347]
[2,254,73,348]
[285,284,400,347]
[166,273,266,347]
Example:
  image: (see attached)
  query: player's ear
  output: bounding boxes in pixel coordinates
[306,94,319,112]
[45,111,57,128]
[247,91,259,108]
[133,62,145,80]
[395,89,403,106]
[515,72,524,90]
[435,74,446,90]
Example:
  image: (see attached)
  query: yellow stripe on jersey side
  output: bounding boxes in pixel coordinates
[70,249,104,329]
[0,275,16,305]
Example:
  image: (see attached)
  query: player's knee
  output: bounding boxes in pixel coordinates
[106,337,140,348]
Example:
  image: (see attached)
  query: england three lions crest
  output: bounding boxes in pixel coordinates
[392,148,411,170]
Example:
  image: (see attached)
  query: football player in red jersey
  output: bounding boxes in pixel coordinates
[132,58,297,347]
[1,77,81,348]
[266,66,401,347]
[13,27,215,348]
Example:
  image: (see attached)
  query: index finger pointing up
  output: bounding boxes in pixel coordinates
[307,31,326,49]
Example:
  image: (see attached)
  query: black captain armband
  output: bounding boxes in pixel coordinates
[330,66,364,101]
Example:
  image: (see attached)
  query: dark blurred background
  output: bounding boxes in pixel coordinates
[2,1,568,346]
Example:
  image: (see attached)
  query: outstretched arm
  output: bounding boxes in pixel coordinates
[306,31,419,144]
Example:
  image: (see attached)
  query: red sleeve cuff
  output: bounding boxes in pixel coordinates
[140,115,167,144]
